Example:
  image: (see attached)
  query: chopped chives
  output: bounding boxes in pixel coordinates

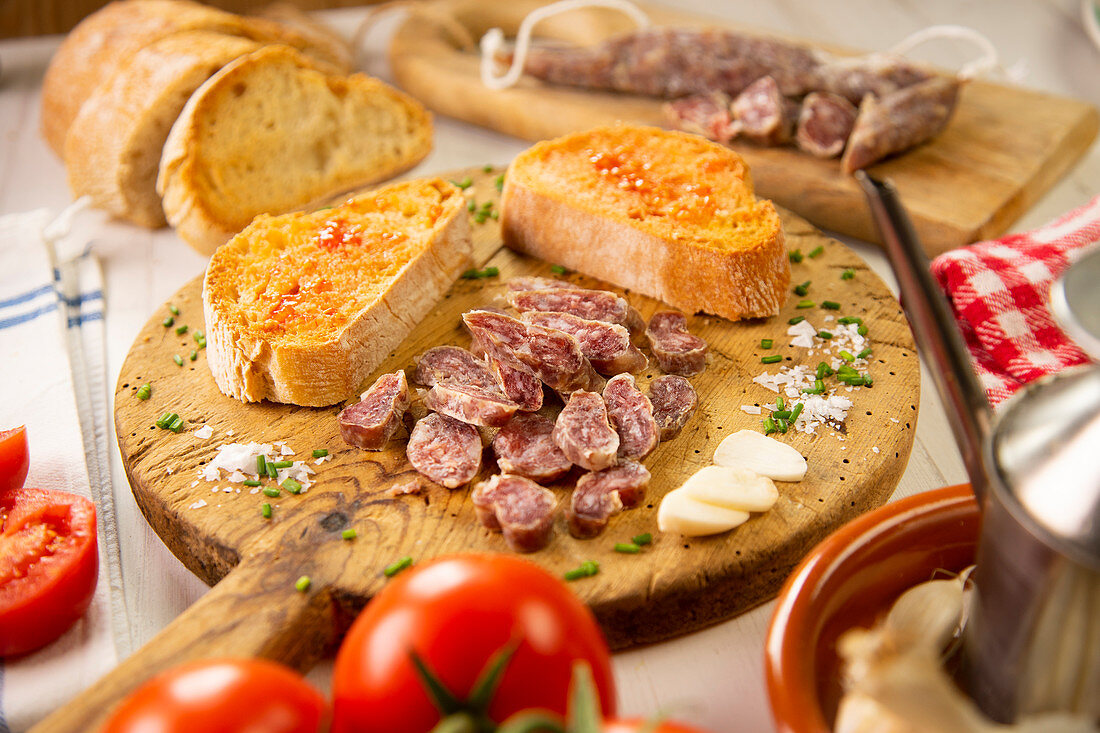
[789,403,804,423]
[841,269,855,280]
[342,528,357,540]
[173,354,184,367]
[480,201,493,211]
[483,164,494,173]
[550,264,568,275]
[858,324,869,336]
[632,533,652,546]
[467,199,477,212]
[193,330,205,342]
[857,347,872,359]
[815,378,825,392]
[793,280,811,296]
[817,362,834,379]
[451,177,473,189]
[789,249,803,263]
[295,576,311,593]
[565,561,599,580]
[263,487,280,498]
[135,383,151,400]
[243,479,262,487]
[490,211,499,220]
[821,301,841,310]
[776,395,785,410]
[564,567,588,581]
[776,418,789,433]
[788,316,805,325]
[384,557,413,578]
[266,461,278,479]
[762,354,783,364]
[271,460,293,469]
[760,338,774,349]
[168,305,180,316]
[863,375,874,387]
[614,542,642,554]
[763,416,777,434]
[256,455,267,475]
[772,410,791,420]
[802,386,823,395]
[189,349,198,361]
[839,350,855,362]
[818,331,833,340]
[796,300,815,309]
[166,415,184,432]
[281,478,302,494]
[808,245,825,258]
[162,316,174,328]
[494,174,505,192]
[312,449,328,458]
[176,324,189,335]
[474,212,488,224]
[155,411,173,428]
[461,266,500,279]
[261,503,272,518]
[837,316,861,325]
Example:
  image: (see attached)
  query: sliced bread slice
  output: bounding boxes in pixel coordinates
[501,125,790,320]
[40,0,351,158]
[202,178,472,407]
[64,31,261,228]
[159,44,434,255]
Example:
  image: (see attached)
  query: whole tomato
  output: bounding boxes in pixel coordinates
[102,658,327,733]
[0,487,98,656]
[0,426,29,494]
[332,554,616,733]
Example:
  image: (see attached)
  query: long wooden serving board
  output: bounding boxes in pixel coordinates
[39,169,918,732]
[389,0,1099,255]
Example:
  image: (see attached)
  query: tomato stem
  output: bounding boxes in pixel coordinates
[495,711,568,733]
[564,662,602,733]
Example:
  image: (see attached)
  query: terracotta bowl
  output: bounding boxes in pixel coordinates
[764,484,980,733]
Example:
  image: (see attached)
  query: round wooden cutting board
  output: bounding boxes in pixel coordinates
[40,168,918,732]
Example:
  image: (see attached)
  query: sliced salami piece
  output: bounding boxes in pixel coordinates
[664,91,739,144]
[471,474,557,552]
[841,75,961,174]
[603,374,659,460]
[338,371,410,450]
[649,375,699,441]
[488,355,544,412]
[521,311,647,375]
[424,382,519,428]
[731,76,796,145]
[552,390,619,471]
[645,311,708,377]
[463,306,509,360]
[796,91,858,159]
[506,288,641,337]
[813,54,933,106]
[507,276,575,291]
[413,345,498,391]
[405,412,482,489]
[491,413,572,482]
[463,310,602,394]
[567,461,651,539]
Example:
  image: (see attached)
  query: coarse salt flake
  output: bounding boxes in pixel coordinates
[741,405,762,415]
[193,425,214,440]
[188,500,207,509]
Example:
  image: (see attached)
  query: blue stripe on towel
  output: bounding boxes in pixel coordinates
[0,302,58,331]
[59,289,102,308]
[67,311,103,329]
[0,284,53,310]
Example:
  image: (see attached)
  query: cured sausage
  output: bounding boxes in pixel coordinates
[567,461,651,539]
[463,309,603,394]
[645,311,708,377]
[731,76,796,145]
[813,54,933,106]
[424,382,519,428]
[552,390,619,471]
[405,412,482,489]
[491,413,572,482]
[649,375,698,441]
[796,91,858,158]
[603,374,659,460]
[488,355,544,412]
[471,474,557,552]
[507,288,643,337]
[413,345,498,391]
[664,91,739,144]
[841,75,961,173]
[520,311,647,375]
[338,371,410,450]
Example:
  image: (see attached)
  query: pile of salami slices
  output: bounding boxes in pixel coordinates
[337,276,707,552]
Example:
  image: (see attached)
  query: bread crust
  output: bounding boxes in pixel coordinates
[501,127,790,320]
[202,179,472,407]
[64,31,261,228]
[158,45,433,256]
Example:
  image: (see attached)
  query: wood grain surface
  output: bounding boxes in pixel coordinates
[389,0,1099,255]
[36,168,919,732]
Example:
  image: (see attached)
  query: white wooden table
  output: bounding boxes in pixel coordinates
[0,1,1096,729]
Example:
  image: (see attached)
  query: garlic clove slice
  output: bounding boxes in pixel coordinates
[657,486,750,536]
[680,465,779,512]
[713,429,808,482]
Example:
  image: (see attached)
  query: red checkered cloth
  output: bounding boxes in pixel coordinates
[931,194,1100,407]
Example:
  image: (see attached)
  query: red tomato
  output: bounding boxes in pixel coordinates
[0,426,29,494]
[102,658,327,733]
[604,719,714,733]
[0,487,98,656]
[332,554,616,733]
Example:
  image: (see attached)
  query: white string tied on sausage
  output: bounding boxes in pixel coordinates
[887,25,1016,82]
[479,0,651,90]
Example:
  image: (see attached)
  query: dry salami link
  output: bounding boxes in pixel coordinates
[488,355,544,412]
[567,461,651,539]
[796,91,858,158]
[337,371,410,450]
[603,374,659,461]
[491,413,572,483]
[472,474,557,552]
[423,382,519,428]
[552,390,619,471]
[413,345,499,391]
[506,288,641,337]
[645,311,708,377]
[520,311,647,376]
[813,53,934,106]
[405,412,482,489]
[649,375,698,441]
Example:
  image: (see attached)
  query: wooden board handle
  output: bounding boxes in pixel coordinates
[30,551,340,733]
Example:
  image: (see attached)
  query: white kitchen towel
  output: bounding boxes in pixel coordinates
[0,202,124,732]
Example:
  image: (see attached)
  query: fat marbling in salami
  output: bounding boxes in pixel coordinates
[552,390,619,471]
[645,311,708,377]
[491,413,573,482]
[337,371,410,450]
[567,461,651,538]
[520,311,647,375]
[648,375,699,441]
[472,474,557,552]
[603,374,659,461]
[405,412,482,489]
[423,382,519,428]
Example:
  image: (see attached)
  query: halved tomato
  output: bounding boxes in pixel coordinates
[0,426,29,494]
[0,487,98,656]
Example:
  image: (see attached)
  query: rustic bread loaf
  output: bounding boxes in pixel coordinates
[64,31,262,228]
[40,0,351,158]
[203,178,472,407]
[158,44,434,255]
[501,125,790,320]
